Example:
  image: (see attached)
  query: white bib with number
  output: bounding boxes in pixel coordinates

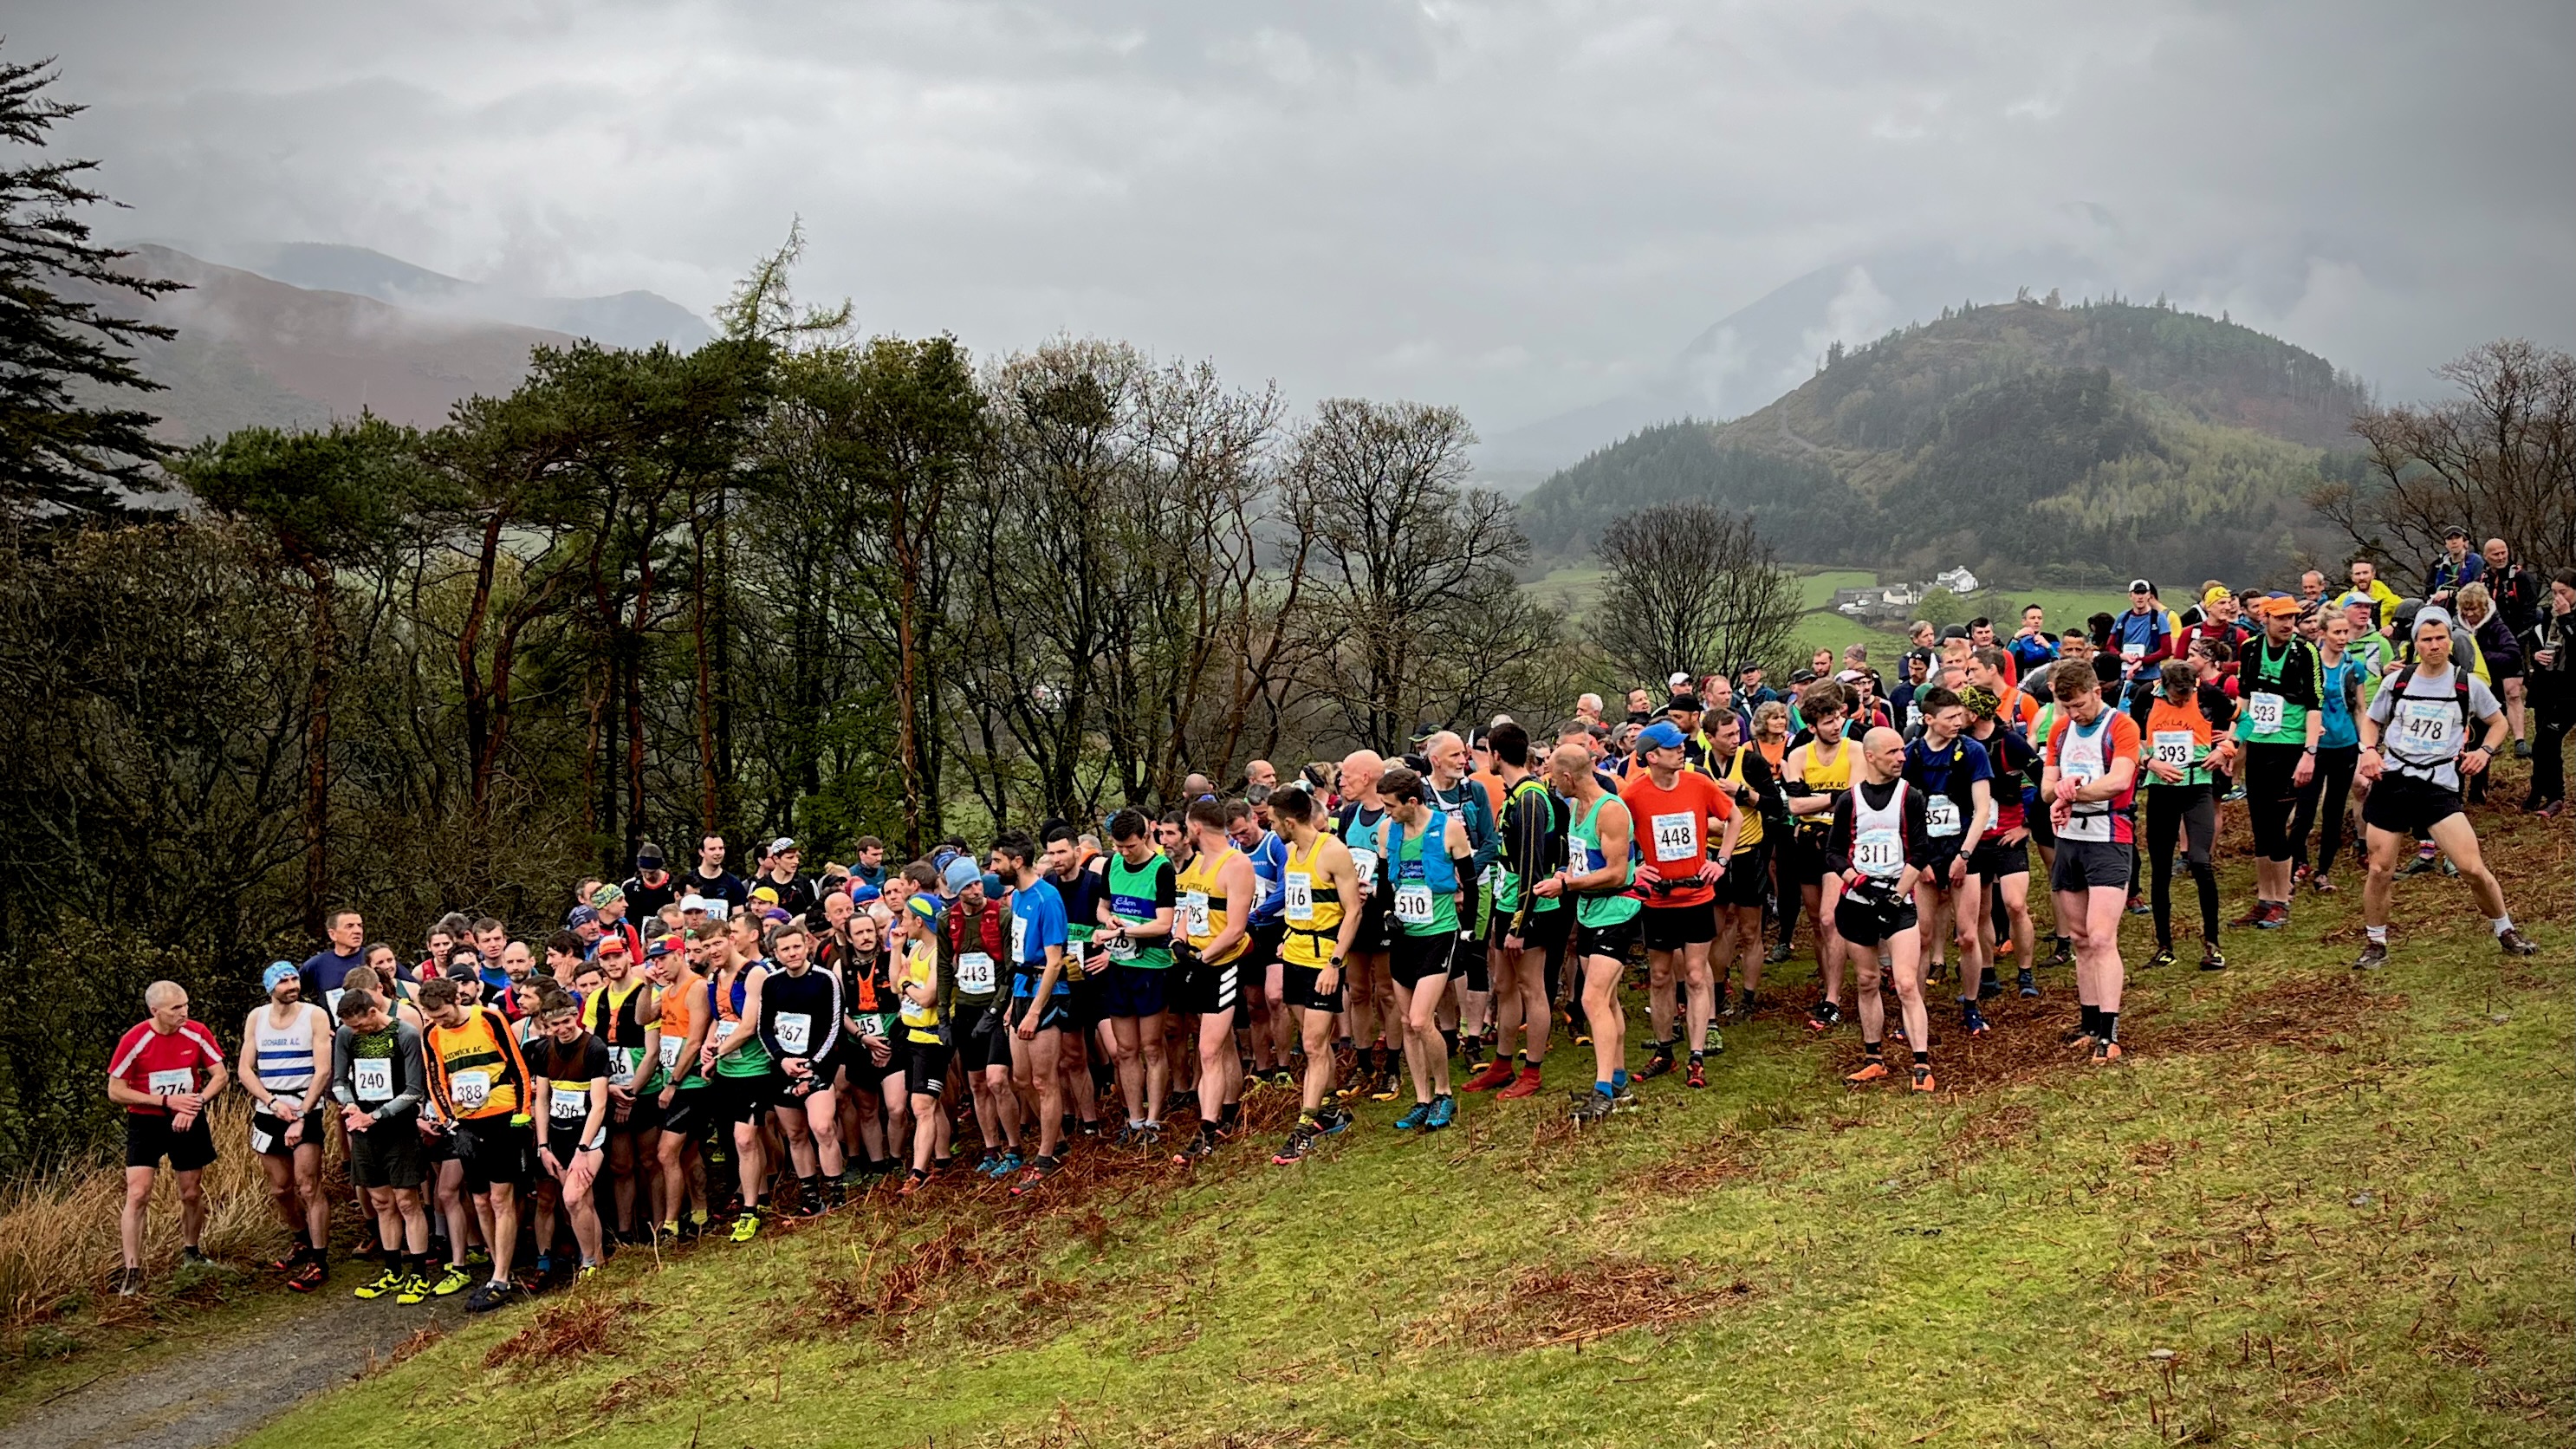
[1392,883,1436,925]
[608,1046,638,1088]
[2151,730,2196,770]
[1009,913,1028,965]
[714,1019,739,1043]
[2397,698,2456,752]
[957,951,996,994]
[1106,932,1139,961]
[1180,891,1211,939]
[146,1067,194,1095]
[1924,795,1962,838]
[325,987,347,1017]
[658,1034,684,1071]
[1852,828,1905,879]
[1283,871,1315,924]
[1347,848,1379,891]
[449,1069,491,1112]
[775,1011,813,1056]
[2247,692,2287,733]
[550,1081,588,1120]
[1649,810,1698,861]
[354,1056,395,1103]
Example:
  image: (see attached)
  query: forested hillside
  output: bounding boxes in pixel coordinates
[1518,299,2369,582]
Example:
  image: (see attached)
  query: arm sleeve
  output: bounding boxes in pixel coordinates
[331,1028,358,1108]
[1824,794,1857,874]
[810,969,843,1062]
[380,1023,428,1123]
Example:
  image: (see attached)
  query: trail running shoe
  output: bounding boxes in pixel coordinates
[1962,1004,1991,1037]
[1685,1058,1707,1089]
[1807,1000,1842,1033]
[116,1266,145,1297]
[1496,1066,1545,1100]
[2498,928,2538,957]
[2399,852,2437,877]
[2256,902,2288,931]
[1315,1108,1354,1136]
[1271,1125,1316,1165]
[1463,1058,1516,1093]
[1425,1095,1457,1131]
[2439,855,2458,878]
[431,1264,474,1297]
[2352,941,2389,971]
[1393,1101,1433,1131]
[354,1268,402,1301]
[2017,969,2039,997]
[1010,1157,1064,1196]
[1636,1051,1676,1082]
[1911,1063,1937,1093]
[1611,1080,1641,1111]
[2232,903,2272,929]
[1704,1026,1725,1056]
[1368,1072,1401,1102]
[286,1257,327,1293]
[2310,873,2338,895]
[899,1171,925,1197]
[2043,942,2075,969]
[464,1279,517,1314]
[394,1271,431,1306]
[1569,1091,1615,1127]
[179,1247,210,1267]
[2145,947,2177,971]
[1765,942,1793,965]
[2200,946,2227,971]
[2091,1040,2124,1065]
[577,1264,600,1283]
[2060,1024,2097,1049]
[730,1210,761,1244]
[2126,894,2150,916]
[1844,1059,1890,1086]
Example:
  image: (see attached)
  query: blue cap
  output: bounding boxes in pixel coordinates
[907,893,942,923]
[943,857,979,895]
[566,905,600,927]
[980,871,1006,898]
[263,961,299,992]
[1637,720,1688,752]
[850,882,881,905]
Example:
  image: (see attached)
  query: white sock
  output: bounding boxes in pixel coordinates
[2491,915,2514,936]
[2366,925,2389,944]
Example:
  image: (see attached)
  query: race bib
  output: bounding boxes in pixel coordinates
[550,1081,588,1120]
[2151,730,2196,769]
[2397,699,2456,751]
[250,1124,276,1154]
[2248,692,2287,733]
[1853,827,1904,878]
[450,1069,491,1112]
[1106,932,1139,961]
[146,1067,194,1095]
[1347,848,1379,891]
[609,1046,639,1088]
[715,1019,739,1043]
[354,1056,395,1103]
[1925,795,1962,838]
[775,1011,813,1056]
[957,951,996,994]
[658,1035,685,1071]
[1283,871,1315,923]
[325,987,347,1017]
[1649,811,1698,861]
[1010,914,1028,965]
[1180,891,1211,939]
[2122,641,2145,662]
[1392,883,1436,925]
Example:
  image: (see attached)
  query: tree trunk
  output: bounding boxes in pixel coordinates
[299,556,334,935]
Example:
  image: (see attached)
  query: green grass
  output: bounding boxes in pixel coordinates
[250,807,2572,1449]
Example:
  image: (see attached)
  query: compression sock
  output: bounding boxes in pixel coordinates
[1912,1049,1930,1067]
[1862,1040,1884,1060]
[2080,1004,2102,1036]
[1440,1027,1459,1058]
[2099,1012,2119,1043]
[1218,1101,1242,1130]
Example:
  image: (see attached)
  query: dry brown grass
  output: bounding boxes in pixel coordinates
[1411,1254,1754,1351]
[0,1095,291,1329]
[481,1292,646,1372]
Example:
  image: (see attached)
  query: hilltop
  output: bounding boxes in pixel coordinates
[1516,299,2372,583]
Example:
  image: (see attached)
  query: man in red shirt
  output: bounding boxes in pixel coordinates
[1620,720,1738,1088]
[107,981,231,1296]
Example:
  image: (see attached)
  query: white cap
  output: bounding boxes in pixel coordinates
[2414,606,2456,633]
[680,894,711,913]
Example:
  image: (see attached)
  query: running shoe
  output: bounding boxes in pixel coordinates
[1393,1101,1433,1131]
[1271,1125,1317,1165]
[1611,1080,1641,1111]
[464,1279,518,1314]
[1703,1027,1725,1056]
[1368,1072,1401,1102]
[577,1264,600,1283]
[2310,874,2338,895]
[2498,928,2539,957]
[1765,942,1793,965]
[1425,1095,1457,1131]
[179,1247,211,1268]
[2255,902,2288,931]
[115,1266,145,1297]
[1684,1058,1707,1090]
[2439,855,2459,878]
[1995,936,2016,959]
[2232,902,2273,929]
[1496,1066,1545,1100]
[730,1210,762,1244]
[1270,1069,1297,1088]
[286,1257,327,1294]
[354,1267,402,1301]
[1314,1107,1353,1136]
[1568,1091,1615,1127]
[2126,894,2150,916]
[1806,1000,1842,1033]
[2292,863,2312,888]
[2042,942,2075,969]
[2352,941,2389,971]
[2091,1040,2124,1065]
[2399,852,2437,877]
[1962,1004,1991,1037]
[2017,969,2039,997]
[1910,1063,1937,1094]
[1166,1088,1198,1113]
[431,1264,474,1297]
[2060,1024,2096,1048]
[2145,947,2177,971]
[2199,946,2227,971]
[1572,1028,1593,1047]
[1843,1059,1891,1086]
[1635,1051,1676,1082]
[899,1170,925,1197]
[1463,1058,1516,1093]
[1172,1130,1217,1164]
[394,1271,431,1306]
[1009,1157,1064,1196]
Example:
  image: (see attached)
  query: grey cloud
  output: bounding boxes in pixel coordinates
[14,0,2573,452]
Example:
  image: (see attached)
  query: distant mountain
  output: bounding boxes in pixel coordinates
[69,244,577,441]
[1515,298,2372,585]
[1483,245,2126,472]
[204,242,713,352]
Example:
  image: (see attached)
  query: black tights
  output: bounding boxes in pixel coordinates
[2288,744,2359,876]
[2145,784,2219,952]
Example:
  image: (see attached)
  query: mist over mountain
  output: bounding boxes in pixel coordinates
[198,242,714,352]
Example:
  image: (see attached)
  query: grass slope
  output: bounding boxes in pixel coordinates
[256,808,2570,1449]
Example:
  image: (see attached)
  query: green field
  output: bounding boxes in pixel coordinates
[241,806,2573,1449]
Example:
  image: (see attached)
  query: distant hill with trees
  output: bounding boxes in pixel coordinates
[1516,297,2375,584]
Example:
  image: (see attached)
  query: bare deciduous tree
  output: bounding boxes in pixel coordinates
[1590,501,1802,690]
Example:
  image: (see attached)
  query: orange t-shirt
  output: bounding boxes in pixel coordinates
[1619,768,1735,908]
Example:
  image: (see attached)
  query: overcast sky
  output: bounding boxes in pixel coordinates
[18,0,2574,438]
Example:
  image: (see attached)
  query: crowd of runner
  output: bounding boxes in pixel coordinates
[107,541,2570,1308]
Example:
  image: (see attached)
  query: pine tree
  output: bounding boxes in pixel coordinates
[0,48,179,517]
